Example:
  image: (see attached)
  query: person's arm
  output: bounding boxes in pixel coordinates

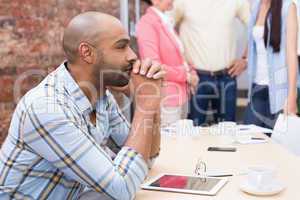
[125,73,162,160]
[23,98,149,200]
[228,0,250,77]
[285,2,299,115]
[136,21,188,83]
[295,0,300,56]
[186,71,199,95]
[150,108,161,159]
[228,48,248,77]
[237,0,250,26]
[106,89,161,161]
[107,60,164,166]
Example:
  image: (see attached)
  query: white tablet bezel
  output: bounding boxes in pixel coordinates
[141,173,228,196]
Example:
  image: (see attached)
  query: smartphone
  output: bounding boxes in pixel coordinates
[207,147,237,152]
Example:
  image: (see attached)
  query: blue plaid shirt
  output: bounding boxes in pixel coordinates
[0,62,148,200]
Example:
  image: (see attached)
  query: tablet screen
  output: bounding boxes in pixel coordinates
[149,175,221,192]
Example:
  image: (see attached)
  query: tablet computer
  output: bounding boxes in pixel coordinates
[141,173,228,196]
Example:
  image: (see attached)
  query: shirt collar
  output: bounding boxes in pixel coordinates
[56,62,93,115]
[151,6,169,24]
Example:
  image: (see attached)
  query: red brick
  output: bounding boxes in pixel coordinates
[30,42,49,53]
[0,0,142,146]
[0,104,14,146]
[0,75,15,102]
[16,65,44,74]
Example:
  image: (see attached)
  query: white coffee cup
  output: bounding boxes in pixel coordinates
[247,166,276,190]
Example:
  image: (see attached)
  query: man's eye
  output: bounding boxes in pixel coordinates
[116,44,127,49]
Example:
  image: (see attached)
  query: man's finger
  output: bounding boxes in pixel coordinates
[146,61,161,78]
[153,70,166,79]
[132,59,141,74]
[140,58,152,75]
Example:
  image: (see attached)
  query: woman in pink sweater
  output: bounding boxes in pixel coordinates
[136,0,198,127]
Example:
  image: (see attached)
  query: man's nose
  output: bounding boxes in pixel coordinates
[127,47,138,62]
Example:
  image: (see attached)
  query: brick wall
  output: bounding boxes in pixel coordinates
[0,0,149,145]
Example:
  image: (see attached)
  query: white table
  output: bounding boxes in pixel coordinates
[136,132,300,200]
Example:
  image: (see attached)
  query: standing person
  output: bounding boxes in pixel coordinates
[0,12,165,200]
[294,0,300,113]
[136,0,199,127]
[171,0,250,126]
[244,0,298,130]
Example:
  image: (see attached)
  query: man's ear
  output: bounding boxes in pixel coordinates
[78,42,94,64]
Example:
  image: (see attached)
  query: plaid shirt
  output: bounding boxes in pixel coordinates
[0,62,148,200]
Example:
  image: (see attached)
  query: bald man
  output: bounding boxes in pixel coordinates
[0,12,165,200]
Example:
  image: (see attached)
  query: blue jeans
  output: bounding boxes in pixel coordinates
[244,84,278,134]
[298,88,300,114]
[188,73,237,126]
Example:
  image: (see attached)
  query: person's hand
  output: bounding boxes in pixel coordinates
[130,73,162,114]
[283,96,298,115]
[108,59,166,96]
[132,58,166,80]
[187,72,199,95]
[228,58,247,77]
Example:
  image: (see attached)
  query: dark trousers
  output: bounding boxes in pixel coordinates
[188,73,237,126]
[244,84,278,135]
[297,56,300,116]
[298,88,300,115]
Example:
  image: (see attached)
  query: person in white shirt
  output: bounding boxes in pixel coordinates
[171,0,250,125]
[244,0,298,131]
[294,0,300,112]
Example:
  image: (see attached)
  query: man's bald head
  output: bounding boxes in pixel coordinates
[62,12,123,63]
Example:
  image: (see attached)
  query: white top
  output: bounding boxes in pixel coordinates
[171,0,250,71]
[253,26,269,85]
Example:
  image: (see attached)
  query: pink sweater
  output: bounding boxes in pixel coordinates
[136,7,195,107]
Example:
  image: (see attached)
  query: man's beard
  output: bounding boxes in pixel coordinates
[93,50,133,88]
[94,64,131,89]
[106,72,130,87]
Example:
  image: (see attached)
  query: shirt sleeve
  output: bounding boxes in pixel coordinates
[106,91,130,148]
[237,0,251,25]
[22,98,148,200]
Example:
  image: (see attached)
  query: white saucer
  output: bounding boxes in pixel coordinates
[240,180,285,196]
